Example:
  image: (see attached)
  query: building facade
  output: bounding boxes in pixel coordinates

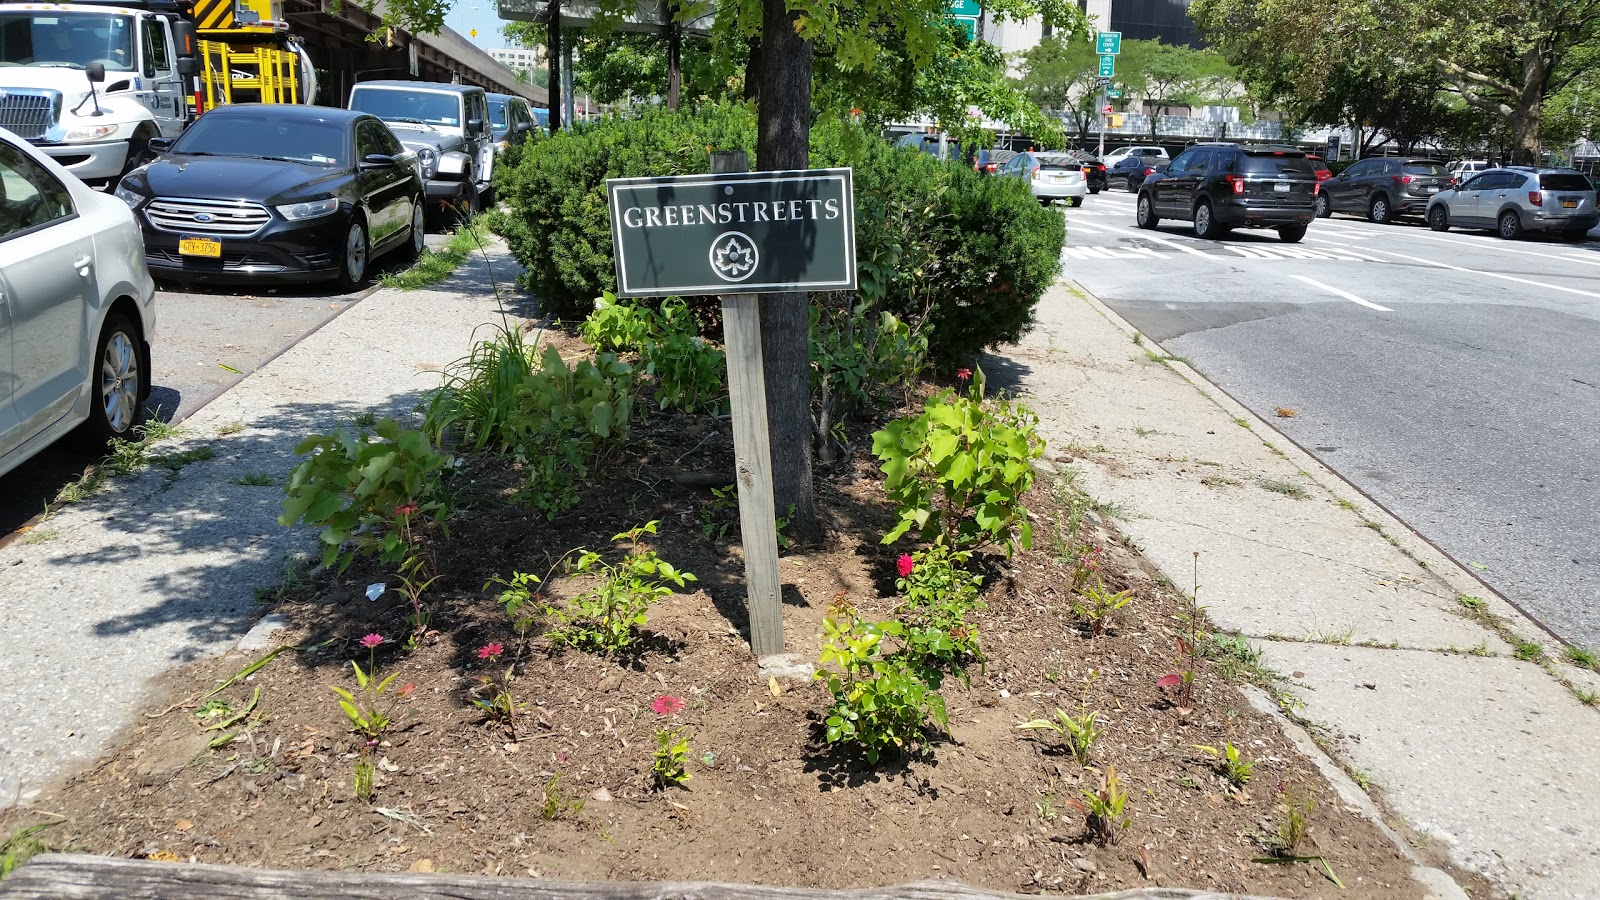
[489,46,541,72]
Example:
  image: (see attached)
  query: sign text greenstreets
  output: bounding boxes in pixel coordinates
[607,168,857,297]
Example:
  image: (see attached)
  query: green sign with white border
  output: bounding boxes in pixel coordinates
[1096,31,1120,54]
[1098,55,1116,78]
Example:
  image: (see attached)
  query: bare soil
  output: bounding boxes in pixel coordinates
[4,333,1422,897]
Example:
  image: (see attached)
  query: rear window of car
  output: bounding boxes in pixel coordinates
[1539,174,1592,191]
[1403,162,1448,176]
[1038,157,1081,170]
[1240,154,1315,176]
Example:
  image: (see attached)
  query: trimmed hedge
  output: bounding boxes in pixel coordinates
[497,106,1064,364]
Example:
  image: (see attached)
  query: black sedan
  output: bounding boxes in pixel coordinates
[1108,155,1165,192]
[114,105,425,290]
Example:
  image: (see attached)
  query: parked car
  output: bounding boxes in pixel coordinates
[1135,142,1318,241]
[1103,145,1169,166]
[1067,152,1108,193]
[1001,151,1087,206]
[1306,154,1333,182]
[896,132,961,161]
[1,128,156,478]
[1318,157,1451,222]
[973,148,1015,175]
[115,105,426,290]
[1447,159,1490,186]
[1108,155,1165,191]
[348,80,495,219]
[487,93,540,152]
[1425,166,1598,240]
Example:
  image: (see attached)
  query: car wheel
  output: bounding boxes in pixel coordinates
[83,313,144,444]
[1278,224,1307,243]
[1088,187,1100,195]
[1427,206,1450,232]
[1369,195,1393,224]
[1136,193,1158,229]
[1038,197,1053,207]
[1193,201,1222,240]
[335,217,370,292]
[119,124,158,179]
[1127,180,1138,193]
[1497,210,1524,240]
[399,196,426,261]
[1069,197,1084,208]
[1314,193,1331,218]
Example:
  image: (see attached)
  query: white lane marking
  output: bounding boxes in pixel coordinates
[1066,221,1115,234]
[1073,223,1223,262]
[1303,236,1387,261]
[1317,218,1600,267]
[1062,245,1164,260]
[1291,274,1393,311]
[1357,245,1600,299]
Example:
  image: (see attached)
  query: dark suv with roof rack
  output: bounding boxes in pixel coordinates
[1135,143,1318,241]
[1318,157,1450,223]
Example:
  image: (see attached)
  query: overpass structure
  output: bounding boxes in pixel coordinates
[279,0,549,108]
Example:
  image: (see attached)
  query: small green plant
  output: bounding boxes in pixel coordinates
[230,471,275,486]
[1066,764,1131,846]
[328,634,413,742]
[1158,553,1208,712]
[279,419,450,572]
[1512,638,1546,662]
[641,311,725,414]
[1565,645,1600,671]
[648,695,692,789]
[810,302,929,461]
[539,771,587,819]
[894,547,986,683]
[1573,689,1599,706]
[544,522,695,656]
[872,367,1045,555]
[815,594,948,763]
[508,348,637,516]
[485,570,545,648]
[1258,478,1308,499]
[1018,708,1105,767]
[1035,796,1057,822]
[1194,741,1256,787]
[0,821,59,877]
[697,485,738,540]
[352,756,376,802]
[469,643,518,733]
[1074,579,1132,636]
[1274,783,1314,855]
[379,219,489,290]
[217,420,246,436]
[581,291,661,352]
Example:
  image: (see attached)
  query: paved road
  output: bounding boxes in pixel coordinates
[0,236,448,537]
[1058,188,1600,652]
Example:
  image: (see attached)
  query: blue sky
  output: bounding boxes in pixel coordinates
[450,1,525,51]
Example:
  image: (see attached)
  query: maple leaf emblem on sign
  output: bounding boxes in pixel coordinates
[709,232,759,282]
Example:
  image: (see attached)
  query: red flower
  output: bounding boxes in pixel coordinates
[394,503,419,518]
[478,642,504,661]
[896,553,915,578]
[956,368,972,382]
[359,633,384,649]
[651,695,686,716]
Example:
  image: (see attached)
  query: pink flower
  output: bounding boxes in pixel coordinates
[896,553,915,578]
[359,633,384,649]
[651,695,686,716]
[394,503,419,518]
[956,368,972,382]
[478,642,504,661]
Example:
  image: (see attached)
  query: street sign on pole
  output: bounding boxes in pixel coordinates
[1096,31,1121,55]
[1096,76,1112,87]
[1106,88,1122,98]
[1098,55,1116,78]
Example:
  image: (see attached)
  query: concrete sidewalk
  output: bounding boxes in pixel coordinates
[1004,282,1600,900]
[0,242,529,808]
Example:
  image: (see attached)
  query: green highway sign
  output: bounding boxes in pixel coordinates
[1106,88,1122,98]
[948,0,979,16]
[952,15,977,39]
[607,169,858,297]
[1098,54,1116,78]
[1096,31,1121,55]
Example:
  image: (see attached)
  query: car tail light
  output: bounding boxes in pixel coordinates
[1224,174,1245,195]
[1393,174,1415,185]
[1143,167,1154,176]
[1312,181,1320,196]
[1529,190,1543,206]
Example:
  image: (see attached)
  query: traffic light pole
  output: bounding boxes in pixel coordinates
[1097,87,1107,159]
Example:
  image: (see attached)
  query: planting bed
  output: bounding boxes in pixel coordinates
[4,333,1421,898]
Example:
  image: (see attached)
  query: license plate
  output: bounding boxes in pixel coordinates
[179,237,222,258]
[1563,199,1578,209]
[1274,182,1291,192]
[1424,186,1438,193]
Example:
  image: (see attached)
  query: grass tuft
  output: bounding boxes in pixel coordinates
[1257,479,1308,499]
[380,220,490,290]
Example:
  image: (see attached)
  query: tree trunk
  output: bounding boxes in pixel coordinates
[547,0,562,131]
[743,35,762,103]
[1508,51,1548,165]
[755,0,821,544]
[666,2,682,112]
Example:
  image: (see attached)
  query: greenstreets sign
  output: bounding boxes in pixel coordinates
[606,168,857,297]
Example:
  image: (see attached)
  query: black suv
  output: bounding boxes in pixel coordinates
[1319,157,1451,223]
[1135,143,1319,241]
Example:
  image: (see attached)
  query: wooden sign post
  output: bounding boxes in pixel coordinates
[606,154,857,662]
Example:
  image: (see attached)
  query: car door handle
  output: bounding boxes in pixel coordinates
[73,254,92,274]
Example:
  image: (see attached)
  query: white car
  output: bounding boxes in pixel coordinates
[1002,151,1088,206]
[0,128,156,479]
[1448,159,1490,184]
[1102,145,1170,167]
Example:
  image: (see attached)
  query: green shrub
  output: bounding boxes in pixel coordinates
[545,521,696,655]
[580,294,726,415]
[425,323,541,452]
[497,102,757,318]
[581,290,660,353]
[895,546,986,685]
[815,598,948,763]
[506,347,636,516]
[810,300,929,455]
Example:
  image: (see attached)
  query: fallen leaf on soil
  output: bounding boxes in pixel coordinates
[590,787,612,802]
[1137,846,1154,879]
[1275,407,1297,418]
[768,676,782,697]
[146,851,181,863]
[173,820,193,833]
[410,858,435,873]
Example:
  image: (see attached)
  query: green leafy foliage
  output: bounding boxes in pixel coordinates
[810,300,929,455]
[582,294,727,415]
[1074,579,1133,636]
[894,546,985,684]
[815,598,949,763]
[1066,764,1132,845]
[485,570,544,645]
[544,522,696,655]
[581,291,661,353]
[329,659,409,741]
[279,419,449,572]
[872,369,1045,555]
[510,347,637,516]
[424,323,542,453]
[650,726,694,789]
[1018,707,1105,767]
[1194,741,1257,787]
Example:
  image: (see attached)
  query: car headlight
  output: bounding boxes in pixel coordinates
[275,197,341,221]
[113,183,145,209]
[417,147,438,178]
[63,123,119,142]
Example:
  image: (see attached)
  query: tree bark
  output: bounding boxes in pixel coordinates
[743,35,762,103]
[666,0,682,111]
[755,0,821,544]
[547,0,562,131]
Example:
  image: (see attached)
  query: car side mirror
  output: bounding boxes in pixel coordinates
[149,137,173,153]
[176,57,198,76]
[360,153,397,170]
[468,117,485,135]
[87,62,105,83]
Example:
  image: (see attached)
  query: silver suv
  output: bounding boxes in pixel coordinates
[1425,166,1597,240]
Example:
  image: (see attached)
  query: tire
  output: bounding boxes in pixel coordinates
[1193,201,1223,240]
[1136,193,1159,229]
[119,125,158,180]
[1069,196,1084,208]
[1278,224,1307,243]
[1314,193,1331,218]
[1038,197,1052,207]
[1427,206,1450,232]
[1497,210,1524,240]
[1368,195,1393,224]
[1127,180,1139,193]
[334,216,369,293]
[83,313,144,444]
[398,196,426,261]
[1089,187,1101,195]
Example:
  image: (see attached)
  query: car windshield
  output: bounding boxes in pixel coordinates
[1404,162,1447,176]
[488,98,508,128]
[1540,174,1591,191]
[350,89,462,127]
[172,114,348,166]
[0,12,135,71]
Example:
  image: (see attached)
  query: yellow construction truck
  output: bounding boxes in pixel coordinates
[0,0,314,186]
